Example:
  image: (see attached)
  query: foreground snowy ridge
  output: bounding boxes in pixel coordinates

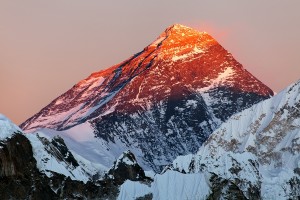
[116,79,300,199]
[170,79,300,199]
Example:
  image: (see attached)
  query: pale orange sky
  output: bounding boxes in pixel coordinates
[1,0,300,124]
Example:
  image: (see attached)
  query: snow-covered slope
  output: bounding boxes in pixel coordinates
[118,171,210,200]
[21,24,273,172]
[168,79,300,199]
[25,132,103,182]
[35,124,131,173]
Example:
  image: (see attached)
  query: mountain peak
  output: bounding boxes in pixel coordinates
[21,23,273,132]
[150,24,211,48]
[21,24,273,171]
[166,24,195,32]
[164,24,205,35]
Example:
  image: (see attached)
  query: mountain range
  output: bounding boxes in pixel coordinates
[0,24,299,199]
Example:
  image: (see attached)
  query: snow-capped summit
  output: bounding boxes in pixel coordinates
[21,24,273,131]
[21,24,273,172]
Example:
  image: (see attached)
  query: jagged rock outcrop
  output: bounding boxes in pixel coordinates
[107,150,150,185]
[207,173,249,200]
[39,135,79,168]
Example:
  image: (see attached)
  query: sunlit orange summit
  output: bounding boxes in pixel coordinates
[21,24,273,171]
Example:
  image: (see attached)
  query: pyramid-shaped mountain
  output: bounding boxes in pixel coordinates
[21,24,273,171]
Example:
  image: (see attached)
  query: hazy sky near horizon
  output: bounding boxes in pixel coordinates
[1,0,300,124]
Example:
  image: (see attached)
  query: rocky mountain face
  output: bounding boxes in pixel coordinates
[20,24,273,172]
